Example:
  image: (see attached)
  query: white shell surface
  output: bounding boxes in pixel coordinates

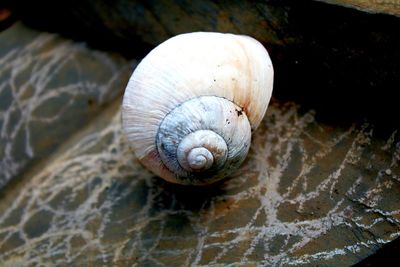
[155,96,251,185]
[122,32,273,184]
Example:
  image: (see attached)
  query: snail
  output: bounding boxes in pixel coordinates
[122,32,273,185]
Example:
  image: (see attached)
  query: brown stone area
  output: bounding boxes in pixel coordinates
[317,0,400,16]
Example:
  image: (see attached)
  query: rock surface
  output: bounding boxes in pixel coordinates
[0,23,135,188]
[0,96,399,266]
[317,0,400,16]
[12,0,400,52]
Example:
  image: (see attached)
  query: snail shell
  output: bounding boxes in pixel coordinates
[122,32,273,185]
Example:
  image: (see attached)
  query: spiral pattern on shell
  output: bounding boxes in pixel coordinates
[122,32,273,185]
[155,96,251,184]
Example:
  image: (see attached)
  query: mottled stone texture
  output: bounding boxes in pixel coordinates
[0,23,134,188]
[11,0,400,52]
[0,99,399,266]
[317,0,400,16]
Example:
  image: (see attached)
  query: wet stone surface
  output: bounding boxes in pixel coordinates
[0,23,135,188]
[0,98,399,266]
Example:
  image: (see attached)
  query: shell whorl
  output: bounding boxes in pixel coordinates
[155,96,251,185]
[122,32,273,185]
[177,130,227,172]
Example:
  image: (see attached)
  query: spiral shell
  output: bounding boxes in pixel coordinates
[122,32,273,185]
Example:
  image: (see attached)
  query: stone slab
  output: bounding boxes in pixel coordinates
[0,99,398,266]
[0,23,135,188]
